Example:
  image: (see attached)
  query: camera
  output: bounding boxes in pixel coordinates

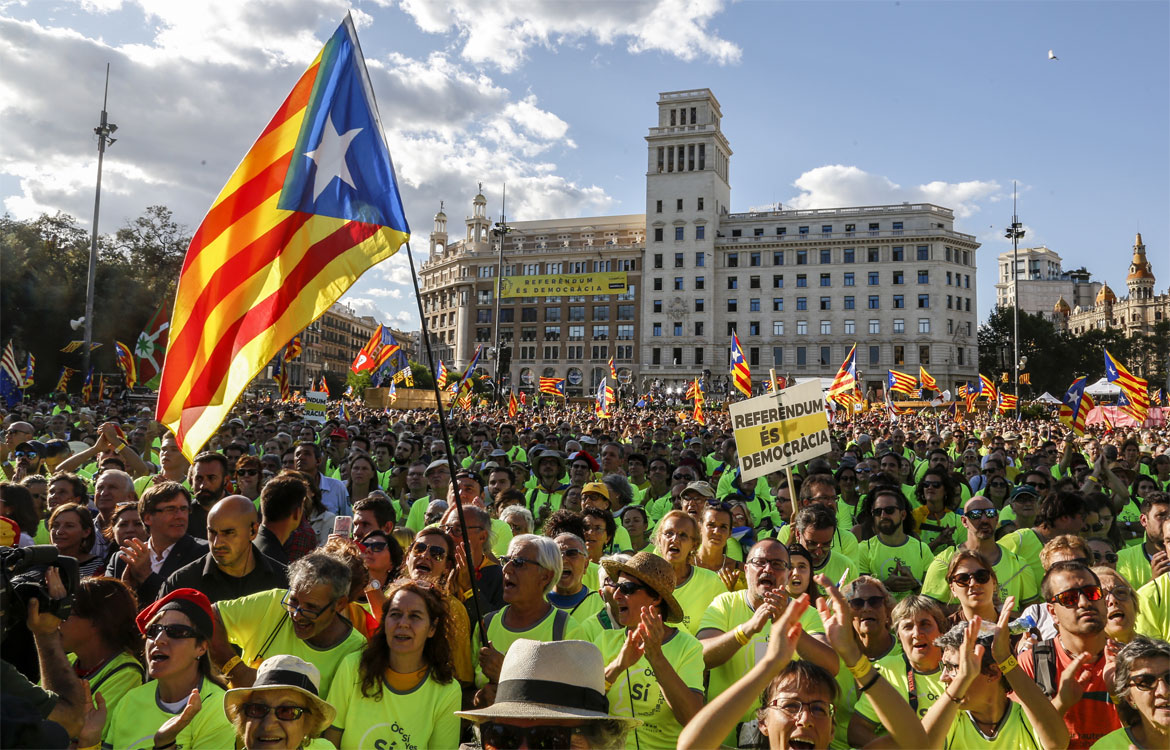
[0,546,81,641]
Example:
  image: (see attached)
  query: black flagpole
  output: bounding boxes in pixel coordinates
[402,239,488,645]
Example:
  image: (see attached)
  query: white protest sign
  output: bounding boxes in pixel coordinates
[304,391,328,423]
[729,379,831,481]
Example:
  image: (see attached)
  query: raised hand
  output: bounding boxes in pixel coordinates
[763,594,808,669]
[813,573,862,666]
[638,605,666,663]
[953,616,986,695]
[719,566,742,592]
[613,625,647,673]
[990,595,1016,664]
[1055,651,1094,710]
[154,689,201,748]
[118,538,153,586]
[77,684,106,749]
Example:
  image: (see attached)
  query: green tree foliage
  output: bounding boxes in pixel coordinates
[408,360,434,390]
[0,207,188,395]
[345,370,372,395]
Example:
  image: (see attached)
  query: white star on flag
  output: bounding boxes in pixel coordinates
[304,112,362,201]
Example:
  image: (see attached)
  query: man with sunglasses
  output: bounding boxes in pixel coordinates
[1117,492,1170,590]
[921,495,1038,610]
[161,495,288,603]
[857,486,933,601]
[1018,560,1119,749]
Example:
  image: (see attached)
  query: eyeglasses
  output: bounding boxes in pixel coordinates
[11,450,38,459]
[962,508,999,520]
[479,721,583,750]
[440,523,483,535]
[615,581,652,596]
[765,699,834,721]
[672,473,695,481]
[950,569,992,587]
[1092,551,1119,564]
[848,595,886,610]
[872,506,900,517]
[921,480,943,489]
[237,468,259,476]
[363,541,389,553]
[499,555,539,570]
[559,547,585,559]
[152,504,189,516]
[1048,584,1103,608]
[1104,586,1133,602]
[241,703,308,721]
[747,558,790,572]
[409,542,447,561]
[1128,672,1170,692]
[280,592,335,621]
[145,623,200,641]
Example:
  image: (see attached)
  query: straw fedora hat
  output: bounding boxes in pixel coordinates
[456,639,640,727]
[224,655,336,736]
[601,551,685,624]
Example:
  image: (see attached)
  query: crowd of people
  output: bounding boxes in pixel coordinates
[1,391,1169,749]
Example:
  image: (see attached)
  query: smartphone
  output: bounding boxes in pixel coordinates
[332,516,353,538]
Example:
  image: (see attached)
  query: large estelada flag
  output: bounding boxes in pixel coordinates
[887,369,917,394]
[826,344,857,405]
[729,331,751,398]
[1104,348,1149,423]
[351,325,400,373]
[919,366,938,392]
[158,16,410,458]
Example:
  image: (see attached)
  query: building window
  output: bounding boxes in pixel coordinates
[695,225,705,240]
[868,296,880,309]
[749,321,760,336]
[694,322,704,336]
[675,227,684,241]
[796,297,808,311]
[697,197,704,210]
[773,274,784,288]
[773,251,784,265]
[676,198,683,211]
[674,252,684,268]
[593,307,610,321]
[592,345,609,360]
[521,307,538,322]
[652,348,661,365]
[892,246,904,262]
[918,294,930,309]
[820,346,831,366]
[727,299,738,312]
[820,273,831,287]
[672,347,682,364]
[654,228,663,242]
[868,271,879,286]
[773,347,784,365]
[521,327,537,341]
[568,325,584,340]
[947,295,952,310]
[843,248,855,263]
[617,305,634,320]
[869,319,880,334]
[694,347,704,365]
[651,300,662,314]
[917,245,929,260]
[652,323,662,336]
[796,274,807,288]
[696,276,705,290]
[797,320,808,335]
[956,347,964,366]
[728,277,738,290]
[727,253,738,267]
[773,298,784,312]
[750,252,761,266]
[796,346,807,366]
[843,272,855,287]
[673,322,683,336]
[820,297,831,310]
[844,319,855,334]
[844,296,855,310]
[867,248,880,262]
[477,309,492,323]
[820,249,831,264]
[750,298,761,312]
[750,275,761,289]
[894,345,905,365]
[797,250,808,265]
[893,318,905,333]
[591,325,608,339]
[499,308,515,323]
[799,226,809,236]
[653,253,663,269]
[918,318,930,334]
[754,227,764,237]
[773,321,784,336]
[820,320,831,335]
[869,345,880,365]
[655,200,662,213]
[918,270,929,284]
[695,298,705,312]
[893,295,905,309]
[543,345,559,359]
[674,277,684,291]
[892,270,904,285]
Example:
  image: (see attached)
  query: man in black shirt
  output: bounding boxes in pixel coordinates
[255,473,309,566]
[160,495,287,603]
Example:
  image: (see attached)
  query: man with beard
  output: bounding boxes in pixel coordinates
[160,495,287,603]
[293,441,349,517]
[697,538,839,748]
[792,504,857,596]
[524,450,568,520]
[921,495,1038,609]
[1018,560,1118,749]
[1117,492,1170,590]
[856,485,933,601]
[187,452,230,541]
[108,481,207,604]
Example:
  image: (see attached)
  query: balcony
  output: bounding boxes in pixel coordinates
[714,226,976,245]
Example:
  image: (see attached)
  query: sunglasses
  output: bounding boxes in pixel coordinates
[1092,551,1119,564]
[921,480,943,489]
[560,547,585,559]
[963,508,999,520]
[499,555,539,570]
[12,450,38,459]
[479,721,583,750]
[950,569,992,587]
[872,506,900,517]
[1048,584,1103,608]
[145,623,200,641]
[849,595,886,610]
[1025,481,1049,490]
[241,703,308,721]
[237,468,260,476]
[1128,672,1170,692]
[1086,522,1108,532]
[615,581,652,596]
[1105,586,1133,602]
[409,542,447,561]
[363,541,389,553]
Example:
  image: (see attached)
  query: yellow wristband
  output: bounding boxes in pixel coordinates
[220,655,242,676]
[603,679,613,692]
[847,656,873,680]
[733,626,751,646]
[997,655,1018,675]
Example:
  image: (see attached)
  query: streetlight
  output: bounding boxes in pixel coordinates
[83,64,117,378]
[1004,182,1025,422]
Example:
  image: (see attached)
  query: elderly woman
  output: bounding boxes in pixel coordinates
[476,534,584,693]
[947,549,1002,624]
[842,575,899,661]
[1093,636,1170,749]
[323,580,461,749]
[654,510,726,635]
[599,551,705,749]
[224,655,335,750]
[499,504,534,538]
[49,502,103,577]
[100,589,236,750]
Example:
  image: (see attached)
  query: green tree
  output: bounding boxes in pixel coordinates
[345,370,372,395]
[408,360,434,390]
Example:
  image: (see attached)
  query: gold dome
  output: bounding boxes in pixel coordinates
[1054,296,1070,315]
[1096,283,1117,306]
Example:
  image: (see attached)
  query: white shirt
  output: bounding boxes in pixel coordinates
[148,538,176,574]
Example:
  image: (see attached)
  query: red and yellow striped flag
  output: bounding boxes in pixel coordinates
[157,17,410,459]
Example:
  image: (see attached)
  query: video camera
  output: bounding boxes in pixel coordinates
[0,546,80,642]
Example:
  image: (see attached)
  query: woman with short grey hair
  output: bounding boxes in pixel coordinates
[500,505,534,537]
[1102,636,1170,749]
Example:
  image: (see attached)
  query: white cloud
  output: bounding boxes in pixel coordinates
[366,287,403,298]
[397,0,741,72]
[786,165,1001,220]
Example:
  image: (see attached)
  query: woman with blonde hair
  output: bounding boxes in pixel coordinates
[653,510,725,635]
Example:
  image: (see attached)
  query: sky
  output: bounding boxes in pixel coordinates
[1,0,1167,331]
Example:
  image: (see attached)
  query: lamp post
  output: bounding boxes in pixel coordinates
[83,64,117,378]
[1004,182,1025,422]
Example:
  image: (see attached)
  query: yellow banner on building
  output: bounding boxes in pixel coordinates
[499,272,628,298]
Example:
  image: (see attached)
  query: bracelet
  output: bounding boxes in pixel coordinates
[220,655,242,676]
[733,626,751,646]
[944,688,961,705]
[847,655,872,679]
[1086,476,1099,483]
[603,679,613,693]
[856,670,881,694]
[997,655,1018,676]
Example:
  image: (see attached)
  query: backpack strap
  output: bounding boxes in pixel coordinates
[91,660,145,693]
[1033,639,1058,698]
[552,609,570,641]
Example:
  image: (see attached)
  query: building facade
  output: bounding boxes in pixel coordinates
[300,303,380,388]
[994,245,1101,323]
[419,199,644,396]
[420,88,981,398]
[1059,234,1168,339]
